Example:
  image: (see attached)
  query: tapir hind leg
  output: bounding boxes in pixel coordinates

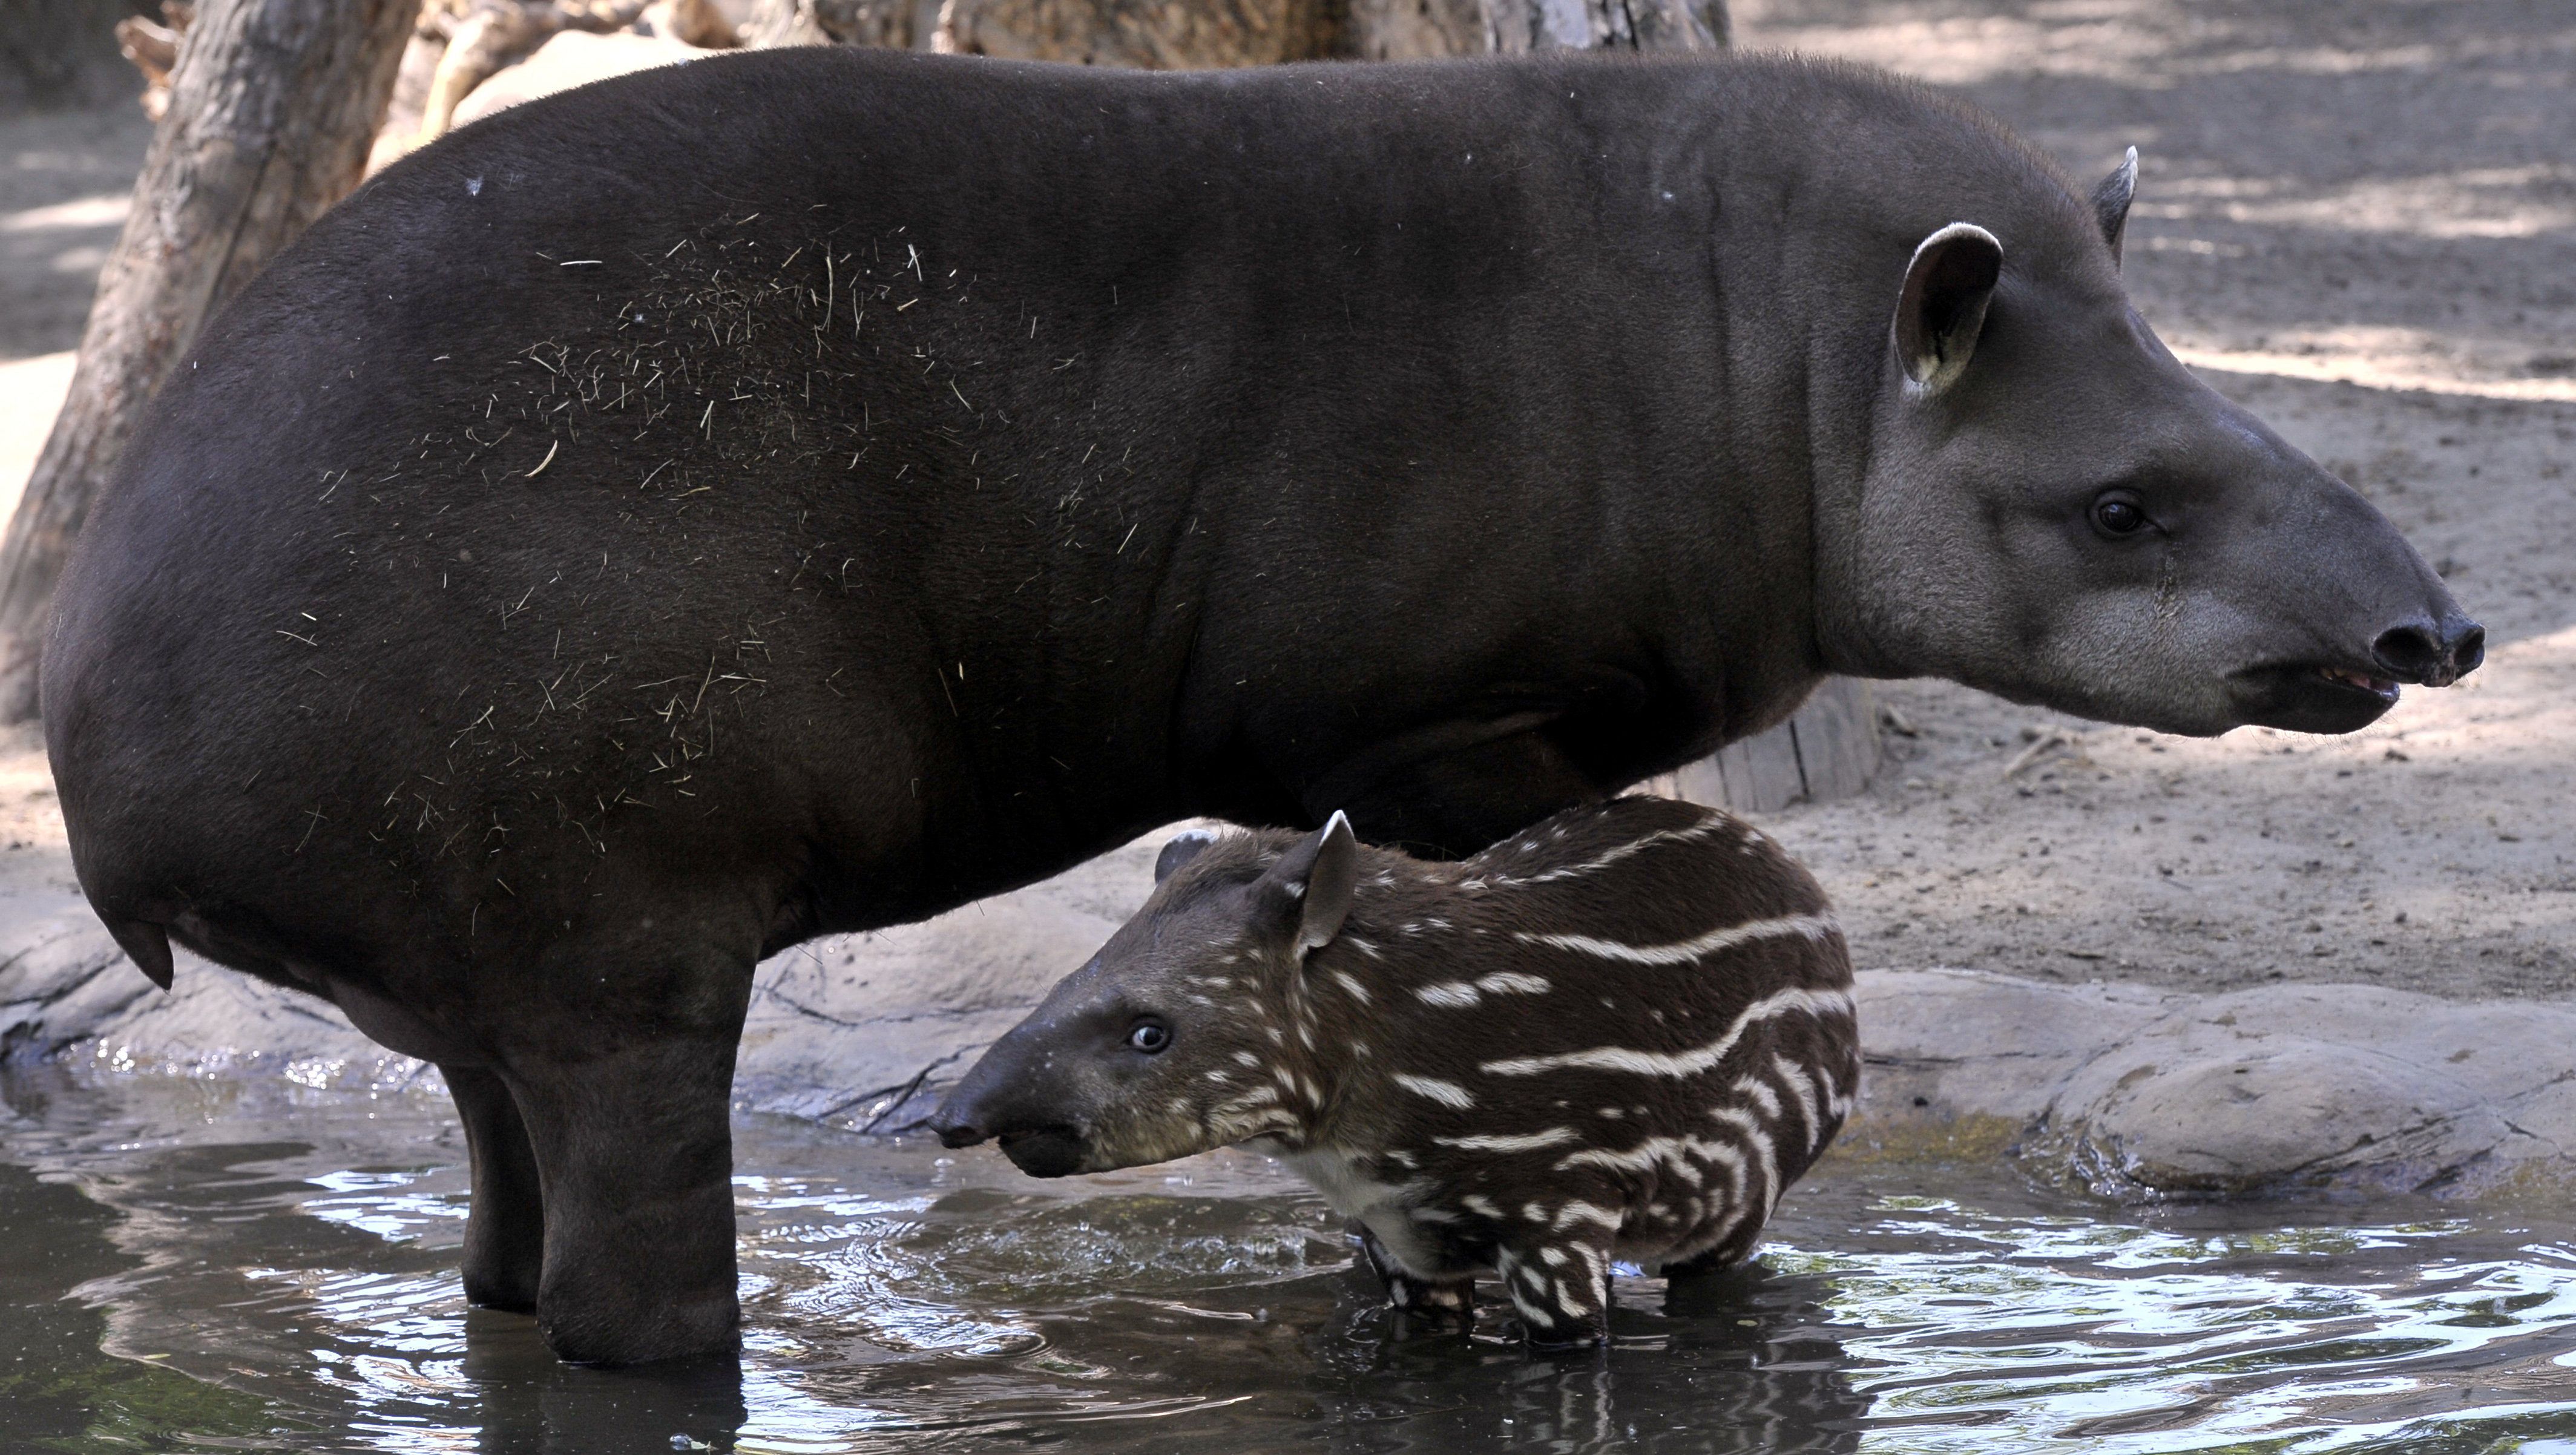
[442,1063,545,1312]
[501,1028,746,1365]
[1358,1224,1472,1322]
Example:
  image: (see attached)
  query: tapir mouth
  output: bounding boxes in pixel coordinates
[996,1126,1088,1178]
[2310,665,2401,703]
[2234,661,2403,735]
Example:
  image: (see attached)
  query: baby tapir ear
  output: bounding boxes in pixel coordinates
[1893,221,2004,395]
[2094,146,2138,266]
[1254,810,1360,957]
[1155,827,1221,883]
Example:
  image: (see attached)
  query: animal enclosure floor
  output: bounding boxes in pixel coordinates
[1730,0,2576,1000]
[0,99,150,363]
[0,0,2569,1002]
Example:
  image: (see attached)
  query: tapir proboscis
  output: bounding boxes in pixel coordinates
[44,48,2480,1364]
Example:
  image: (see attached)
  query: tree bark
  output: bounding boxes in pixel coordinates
[415,2,652,145]
[931,0,1724,63]
[743,0,921,50]
[1471,0,1723,53]
[1649,679,1882,815]
[935,0,1335,67]
[0,0,416,722]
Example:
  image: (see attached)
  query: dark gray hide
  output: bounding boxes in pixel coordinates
[42,49,2474,1364]
[932,798,1860,1345]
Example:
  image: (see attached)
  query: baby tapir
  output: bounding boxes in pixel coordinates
[930,796,1859,1344]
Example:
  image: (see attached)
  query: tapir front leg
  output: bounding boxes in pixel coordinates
[443,1063,545,1313]
[501,1023,748,1365]
[1494,1231,1617,1347]
[1358,1224,1473,1321]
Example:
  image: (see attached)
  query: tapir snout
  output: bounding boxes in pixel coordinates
[2195,426,2485,735]
[930,1017,1097,1178]
[2375,616,2485,689]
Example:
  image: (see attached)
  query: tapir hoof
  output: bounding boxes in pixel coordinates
[462,1265,542,1316]
[537,1292,742,1367]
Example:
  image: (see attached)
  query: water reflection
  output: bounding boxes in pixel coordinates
[4,1065,2575,1453]
[454,1332,747,1455]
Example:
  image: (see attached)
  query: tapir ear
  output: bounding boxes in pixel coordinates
[2093,146,2138,266]
[1893,222,2003,395]
[1155,827,1220,883]
[1252,811,1360,957]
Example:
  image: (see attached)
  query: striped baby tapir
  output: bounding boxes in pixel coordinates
[928,796,1859,1345]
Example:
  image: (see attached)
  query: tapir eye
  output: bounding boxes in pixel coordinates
[2090,491,2149,537]
[1126,1020,1170,1054]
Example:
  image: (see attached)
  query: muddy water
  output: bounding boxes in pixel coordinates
[4,1066,2575,1453]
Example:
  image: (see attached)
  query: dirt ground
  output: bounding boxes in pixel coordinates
[0,0,2568,1005]
[1,100,148,362]
[1720,0,2576,999]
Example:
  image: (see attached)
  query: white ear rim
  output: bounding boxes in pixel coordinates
[1897,221,2005,398]
[1293,811,1360,955]
[2095,145,2140,264]
[1914,220,1998,251]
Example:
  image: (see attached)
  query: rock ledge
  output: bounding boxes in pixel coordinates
[8,842,2571,1201]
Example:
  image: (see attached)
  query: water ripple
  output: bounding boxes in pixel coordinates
[5,1071,2576,1454]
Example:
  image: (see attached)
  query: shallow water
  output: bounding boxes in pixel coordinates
[4,1066,2575,1454]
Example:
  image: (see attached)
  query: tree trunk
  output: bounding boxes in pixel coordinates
[930,0,1724,64]
[1648,678,1882,815]
[0,0,416,722]
[1471,0,1723,52]
[743,0,921,49]
[935,0,1335,66]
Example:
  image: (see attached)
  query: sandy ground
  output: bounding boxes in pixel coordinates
[0,0,2567,1009]
[1,100,148,362]
[1,94,150,530]
[1720,0,2576,999]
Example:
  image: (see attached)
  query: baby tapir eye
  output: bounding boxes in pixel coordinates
[1126,1019,1171,1054]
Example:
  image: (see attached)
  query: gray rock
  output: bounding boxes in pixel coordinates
[1854,967,2180,1123]
[0,830,1161,1112]
[9,853,2575,1201]
[1859,969,2576,1198]
[2039,981,2576,1197]
[732,833,1159,1129]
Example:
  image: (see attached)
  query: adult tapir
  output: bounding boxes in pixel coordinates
[44,47,2478,1363]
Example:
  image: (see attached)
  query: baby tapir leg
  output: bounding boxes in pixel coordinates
[442,1063,545,1313]
[1358,1225,1472,1319]
[1653,1165,1786,1294]
[501,1022,748,1365]
[1657,1226,1765,1289]
[1494,1229,1618,1347]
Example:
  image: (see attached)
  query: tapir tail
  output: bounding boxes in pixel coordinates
[105,918,174,991]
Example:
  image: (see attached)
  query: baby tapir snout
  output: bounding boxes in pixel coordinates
[928,1057,1087,1178]
[931,1002,1116,1178]
[935,801,1859,1345]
